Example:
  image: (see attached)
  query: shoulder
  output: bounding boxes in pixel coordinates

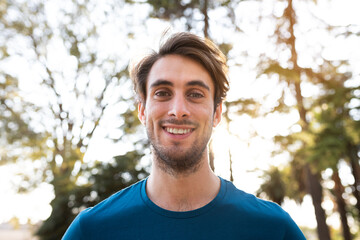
[84,179,144,219]
[63,179,145,239]
[222,178,292,221]
[62,209,87,240]
[220,178,306,239]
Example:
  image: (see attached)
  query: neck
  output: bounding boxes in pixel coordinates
[146,157,220,212]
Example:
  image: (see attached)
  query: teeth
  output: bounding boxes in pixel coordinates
[166,128,191,135]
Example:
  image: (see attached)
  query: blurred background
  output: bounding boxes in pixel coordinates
[0,0,359,239]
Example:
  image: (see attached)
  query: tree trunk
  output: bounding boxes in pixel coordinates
[332,169,352,240]
[36,172,74,240]
[348,143,360,220]
[285,0,331,238]
[209,139,215,172]
[202,0,209,38]
[305,165,332,240]
[229,148,234,182]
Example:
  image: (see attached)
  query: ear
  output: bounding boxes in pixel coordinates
[138,101,146,125]
[213,102,222,127]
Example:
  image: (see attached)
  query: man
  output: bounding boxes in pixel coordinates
[63,32,306,239]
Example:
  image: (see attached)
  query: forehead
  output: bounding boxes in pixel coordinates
[147,55,214,92]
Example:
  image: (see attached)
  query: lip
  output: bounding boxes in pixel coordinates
[162,125,195,140]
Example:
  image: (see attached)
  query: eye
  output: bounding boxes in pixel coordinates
[188,91,204,98]
[154,90,171,97]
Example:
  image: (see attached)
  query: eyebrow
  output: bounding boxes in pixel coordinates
[186,80,210,92]
[149,79,173,89]
[150,79,210,92]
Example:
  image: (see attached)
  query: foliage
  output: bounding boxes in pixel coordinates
[256,166,286,205]
[36,151,149,240]
[1,0,146,239]
[0,53,46,165]
[256,0,359,239]
[1,0,360,238]
[145,0,236,33]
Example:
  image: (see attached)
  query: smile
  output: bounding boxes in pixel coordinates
[165,127,193,135]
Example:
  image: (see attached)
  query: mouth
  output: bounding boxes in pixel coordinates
[163,127,194,135]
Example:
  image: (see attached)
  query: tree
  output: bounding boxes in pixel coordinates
[1,0,148,239]
[259,0,332,238]
[36,150,149,240]
[145,0,239,38]
[258,0,360,238]
[308,62,359,239]
[256,166,287,205]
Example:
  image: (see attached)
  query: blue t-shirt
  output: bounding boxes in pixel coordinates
[63,177,306,239]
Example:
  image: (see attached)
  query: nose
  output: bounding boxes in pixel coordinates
[168,95,190,118]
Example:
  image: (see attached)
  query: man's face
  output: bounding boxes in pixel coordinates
[138,54,222,174]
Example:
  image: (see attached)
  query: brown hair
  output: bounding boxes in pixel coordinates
[130,32,229,107]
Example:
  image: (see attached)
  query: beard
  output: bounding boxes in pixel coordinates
[146,118,213,176]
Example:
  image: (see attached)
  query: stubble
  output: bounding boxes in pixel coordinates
[146,118,213,176]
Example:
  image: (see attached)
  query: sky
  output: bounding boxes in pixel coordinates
[1,0,360,234]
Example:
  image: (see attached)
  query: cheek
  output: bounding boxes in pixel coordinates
[194,108,213,124]
[145,103,165,123]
